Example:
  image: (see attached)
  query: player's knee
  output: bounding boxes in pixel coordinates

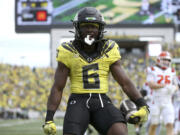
[150,124,158,130]
[166,123,173,128]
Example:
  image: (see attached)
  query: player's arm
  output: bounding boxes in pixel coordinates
[172,75,178,91]
[147,81,166,90]
[110,60,142,101]
[43,62,69,135]
[146,67,165,90]
[110,60,149,123]
[46,61,69,121]
[165,75,179,93]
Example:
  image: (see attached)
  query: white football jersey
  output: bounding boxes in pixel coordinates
[146,66,177,105]
[173,89,180,102]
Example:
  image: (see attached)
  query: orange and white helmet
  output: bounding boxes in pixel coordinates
[156,51,172,69]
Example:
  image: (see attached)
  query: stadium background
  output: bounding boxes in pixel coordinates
[1,0,180,135]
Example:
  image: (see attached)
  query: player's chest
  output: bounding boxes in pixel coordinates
[153,70,173,84]
[70,54,110,72]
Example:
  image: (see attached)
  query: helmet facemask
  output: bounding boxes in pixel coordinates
[158,58,171,68]
[157,51,172,69]
[79,22,99,45]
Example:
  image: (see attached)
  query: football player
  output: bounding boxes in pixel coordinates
[147,51,178,135]
[43,7,149,135]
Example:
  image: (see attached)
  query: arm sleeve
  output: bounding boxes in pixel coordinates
[108,42,121,65]
[56,45,71,68]
[146,67,155,82]
[172,73,178,86]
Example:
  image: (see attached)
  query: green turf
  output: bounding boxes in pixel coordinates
[0,118,167,135]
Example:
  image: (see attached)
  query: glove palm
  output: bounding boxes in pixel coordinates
[130,106,149,124]
[43,121,56,135]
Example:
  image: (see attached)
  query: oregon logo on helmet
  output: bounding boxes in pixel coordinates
[85,17,97,21]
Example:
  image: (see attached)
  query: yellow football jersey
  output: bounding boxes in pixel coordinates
[56,40,121,94]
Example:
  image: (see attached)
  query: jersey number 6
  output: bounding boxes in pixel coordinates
[82,63,100,89]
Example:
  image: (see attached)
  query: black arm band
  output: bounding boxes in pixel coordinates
[134,98,148,108]
[45,110,55,122]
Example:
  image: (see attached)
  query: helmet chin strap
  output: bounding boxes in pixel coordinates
[84,35,95,45]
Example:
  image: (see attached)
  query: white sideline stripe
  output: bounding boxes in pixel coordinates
[0,120,35,127]
[56,125,63,130]
[0,121,63,130]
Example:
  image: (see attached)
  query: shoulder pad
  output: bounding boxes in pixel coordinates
[61,42,75,53]
[103,40,116,52]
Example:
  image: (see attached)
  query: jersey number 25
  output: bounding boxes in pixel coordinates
[157,75,170,84]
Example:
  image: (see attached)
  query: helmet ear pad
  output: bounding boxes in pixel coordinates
[73,22,81,39]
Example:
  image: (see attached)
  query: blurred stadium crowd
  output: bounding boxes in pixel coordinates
[0,44,180,119]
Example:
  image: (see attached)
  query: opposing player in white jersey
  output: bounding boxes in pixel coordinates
[173,76,180,135]
[147,51,178,135]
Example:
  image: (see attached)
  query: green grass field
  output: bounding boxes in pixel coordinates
[0,118,167,135]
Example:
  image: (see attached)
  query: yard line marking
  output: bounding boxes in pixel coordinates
[0,120,63,130]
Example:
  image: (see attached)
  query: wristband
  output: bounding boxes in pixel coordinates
[45,110,55,122]
[134,98,148,108]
